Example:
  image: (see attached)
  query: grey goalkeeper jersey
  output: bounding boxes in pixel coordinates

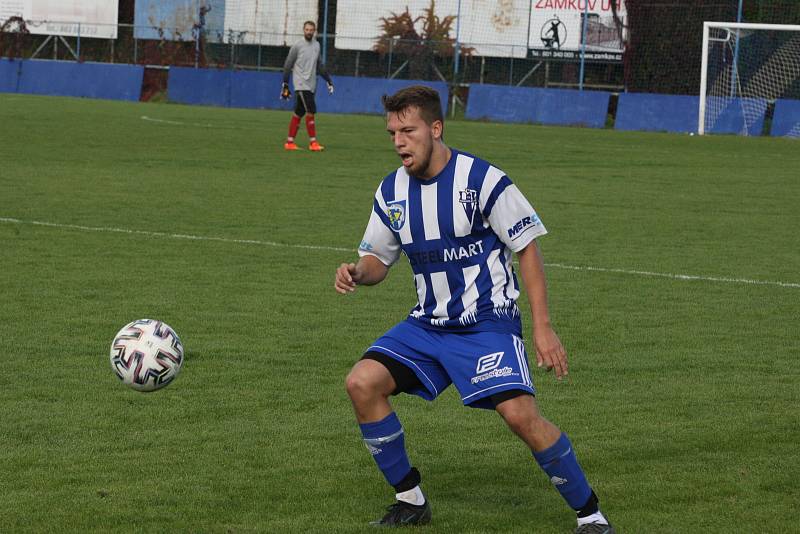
[283,38,331,93]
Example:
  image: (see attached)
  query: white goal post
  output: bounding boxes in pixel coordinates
[699,21,800,136]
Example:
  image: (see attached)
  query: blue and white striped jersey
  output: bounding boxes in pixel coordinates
[358,149,547,334]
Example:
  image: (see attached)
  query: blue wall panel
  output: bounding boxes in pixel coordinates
[615,93,699,133]
[229,70,294,110]
[168,67,232,106]
[11,60,143,101]
[0,58,22,93]
[466,85,610,128]
[169,68,449,115]
[168,67,293,110]
[315,77,449,115]
[771,99,800,138]
[467,85,537,123]
[705,97,767,135]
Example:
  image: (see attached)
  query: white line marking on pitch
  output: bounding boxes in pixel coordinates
[2,217,798,289]
[141,115,185,125]
[0,217,351,253]
[140,115,259,130]
[141,115,225,129]
[544,263,800,289]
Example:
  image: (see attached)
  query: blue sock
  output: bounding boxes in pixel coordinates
[533,433,592,510]
[359,412,412,487]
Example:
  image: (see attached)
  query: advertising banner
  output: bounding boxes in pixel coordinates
[134,0,316,45]
[335,0,531,58]
[223,0,317,46]
[134,1,224,42]
[0,0,118,39]
[528,0,626,61]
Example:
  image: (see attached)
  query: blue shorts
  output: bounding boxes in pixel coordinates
[367,320,535,410]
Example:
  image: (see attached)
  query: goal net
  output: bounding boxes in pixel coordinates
[699,22,800,136]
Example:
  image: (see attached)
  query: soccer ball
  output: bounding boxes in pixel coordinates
[110,319,184,392]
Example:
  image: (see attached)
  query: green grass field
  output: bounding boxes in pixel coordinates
[1,93,798,533]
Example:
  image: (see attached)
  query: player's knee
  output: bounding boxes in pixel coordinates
[497,395,544,434]
[502,407,561,449]
[295,109,306,118]
[502,409,533,436]
[345,367,382,402]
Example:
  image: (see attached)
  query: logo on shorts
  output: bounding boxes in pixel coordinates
[387,200,406,232]
[476,352,504,373]
[472,351,516,384]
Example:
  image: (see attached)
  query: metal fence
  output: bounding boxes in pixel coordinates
[0,20,625,93]
[2,1,800,99]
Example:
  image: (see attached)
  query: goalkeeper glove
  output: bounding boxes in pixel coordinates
[327,82,334,95]
[280,82,291,100]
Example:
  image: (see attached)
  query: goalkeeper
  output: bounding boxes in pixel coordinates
[281,20,334,152]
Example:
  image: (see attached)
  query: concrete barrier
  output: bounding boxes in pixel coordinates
[704,97,768,135]
[168,67,449,115]
[771,98,800,138]
[615,93,699,133]
[0,59,144,101]
[0,58,22,93]
[466,84,610,128]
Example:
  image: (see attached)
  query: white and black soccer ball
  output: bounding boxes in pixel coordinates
[110,319,184,392]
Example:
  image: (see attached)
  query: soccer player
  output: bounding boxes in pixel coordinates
[280,20,334,152]
[334,85,614,533]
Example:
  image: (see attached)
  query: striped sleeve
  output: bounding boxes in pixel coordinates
[358,185,402,266]
[480,166,547,252]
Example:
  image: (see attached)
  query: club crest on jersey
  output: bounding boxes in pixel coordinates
[459,189,478,225]
[387,199,406,231]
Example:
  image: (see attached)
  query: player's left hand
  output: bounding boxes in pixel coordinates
[327,82,334,95]
[533,325,568,380]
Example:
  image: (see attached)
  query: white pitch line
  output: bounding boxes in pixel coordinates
[545,263,800,289]
[0,217,351,253]
[141,115,222,128]
[141,115,186,126]
[140,115,256,131]
[2,217,798,289]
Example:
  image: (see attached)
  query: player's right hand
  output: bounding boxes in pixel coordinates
[280,82,291,100]
[334,262,358,294]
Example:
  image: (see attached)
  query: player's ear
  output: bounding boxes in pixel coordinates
[431,119,443,140]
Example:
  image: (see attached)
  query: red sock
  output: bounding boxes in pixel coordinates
[288,115,300,141]
[305,114,317,140]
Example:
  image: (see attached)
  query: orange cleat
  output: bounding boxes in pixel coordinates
[309,140,325,152]
[284,141,299,151]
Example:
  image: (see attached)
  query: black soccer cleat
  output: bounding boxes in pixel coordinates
[370,500,432,527]
[575,521,616,534]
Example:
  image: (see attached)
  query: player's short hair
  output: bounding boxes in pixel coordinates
[382,85,443,126]
[303,20,316,28]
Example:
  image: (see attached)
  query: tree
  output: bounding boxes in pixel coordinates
[624,0,800,94]
[624,0,737,94]
[374,0,472,80]
[0,16,30,59]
